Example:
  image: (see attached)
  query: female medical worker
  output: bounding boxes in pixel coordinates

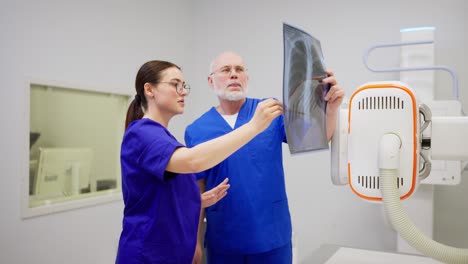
[116,60,283,264]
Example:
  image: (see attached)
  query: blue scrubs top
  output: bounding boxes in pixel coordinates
[117,118,201,264]
[185,98,292,254]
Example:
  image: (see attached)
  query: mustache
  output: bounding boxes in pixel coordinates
[227,81,242,87]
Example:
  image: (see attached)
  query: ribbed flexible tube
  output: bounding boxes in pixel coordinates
[380,168,468,263]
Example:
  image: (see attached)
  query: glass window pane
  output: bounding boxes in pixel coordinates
[29,84,129,208]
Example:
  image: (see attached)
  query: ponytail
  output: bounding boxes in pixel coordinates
[125,96,144,129]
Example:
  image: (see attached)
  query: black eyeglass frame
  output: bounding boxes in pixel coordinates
[155,81,191,95]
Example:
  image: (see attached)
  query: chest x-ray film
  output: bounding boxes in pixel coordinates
[283,23,330,154]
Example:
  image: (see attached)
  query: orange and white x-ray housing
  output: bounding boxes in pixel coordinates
[347,81,420,202]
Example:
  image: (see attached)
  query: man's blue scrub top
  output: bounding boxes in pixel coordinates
[185,98,292,254]
[117,118,201,264]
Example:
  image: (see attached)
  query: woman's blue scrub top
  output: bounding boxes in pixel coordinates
[117,118,201,264]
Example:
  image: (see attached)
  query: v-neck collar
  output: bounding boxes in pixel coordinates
[210,98,249,130]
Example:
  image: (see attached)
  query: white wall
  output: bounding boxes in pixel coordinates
[1,0,467,263]
[186,0,468,263]
[0,1,194,263]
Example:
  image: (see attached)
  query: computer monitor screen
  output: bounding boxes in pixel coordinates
[30,132,40,149]
[34,148,93,198]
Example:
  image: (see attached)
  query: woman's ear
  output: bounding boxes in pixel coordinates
[144,82,155,98]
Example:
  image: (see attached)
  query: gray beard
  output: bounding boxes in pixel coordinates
[216,89,248,101]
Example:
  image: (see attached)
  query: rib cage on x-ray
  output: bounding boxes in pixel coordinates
[283,23,329,154]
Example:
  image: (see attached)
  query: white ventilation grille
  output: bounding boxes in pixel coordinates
[357,175,404,189]
[357,96,405,110]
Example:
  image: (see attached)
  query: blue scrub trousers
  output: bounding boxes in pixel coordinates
[206,241,292,264]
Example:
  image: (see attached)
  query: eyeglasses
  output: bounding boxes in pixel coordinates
[156,81,191,95]
[210,65,247,76]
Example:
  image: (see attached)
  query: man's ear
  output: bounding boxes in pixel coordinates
[144,82,155,98]
[207,76,214,89]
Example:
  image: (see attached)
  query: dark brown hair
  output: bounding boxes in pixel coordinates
[125,60,181,129]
